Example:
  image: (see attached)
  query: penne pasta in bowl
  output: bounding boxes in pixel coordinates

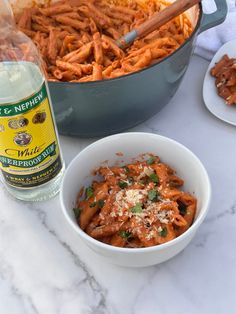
[60,132,211,267]
[10,0,227,137]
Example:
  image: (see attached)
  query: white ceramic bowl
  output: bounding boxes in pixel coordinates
[60,132,211,267]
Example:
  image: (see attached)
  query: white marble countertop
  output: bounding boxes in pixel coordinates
[1,55,236,314]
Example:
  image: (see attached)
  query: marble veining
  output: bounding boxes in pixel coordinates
[1,55,236,314]
[0,184,113,314]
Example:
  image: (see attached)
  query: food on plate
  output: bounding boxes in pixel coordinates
[15,0,192,82]
[73,154,197,248]
[210,54,236,105]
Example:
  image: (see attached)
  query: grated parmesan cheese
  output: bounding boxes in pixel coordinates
[119,173,127,179]
[146,230,155,240]
[137,166,154,180]
[156,210,173,224]
[125,189,147,204]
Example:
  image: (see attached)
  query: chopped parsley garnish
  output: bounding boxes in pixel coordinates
[118,181,128,189]
[89,202,97,208]
[148,190,159,202]
[130,203,143,213]
[85,186,94,199]
[97,199,105,209]
[178,202,187,216]
[122,166,130,173]
[139,179,145,185]
[149,173,159,184]
[73,207,82,219]
[159,227,167,237]
[119,231,132,239]
[147,156,156,165]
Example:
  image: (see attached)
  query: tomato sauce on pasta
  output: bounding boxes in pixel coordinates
[14,0,193,82]
[74,155,197,248]
[210,54,236,106]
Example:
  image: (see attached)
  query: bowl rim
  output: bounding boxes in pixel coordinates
[50,4,202,86]
[60,132,211,253]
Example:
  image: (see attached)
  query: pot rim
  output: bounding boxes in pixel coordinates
[49,3,202,86]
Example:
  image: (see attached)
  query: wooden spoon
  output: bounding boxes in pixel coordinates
[116,0,201,49]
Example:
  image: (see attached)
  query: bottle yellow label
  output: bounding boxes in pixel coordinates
[0,83,62,188]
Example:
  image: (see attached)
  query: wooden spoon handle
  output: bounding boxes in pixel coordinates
[116,0,201,49]
[137,0,201,37]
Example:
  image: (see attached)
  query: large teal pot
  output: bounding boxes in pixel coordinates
[49,0,227,137]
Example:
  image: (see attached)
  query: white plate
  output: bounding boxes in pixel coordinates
[203,39,236,125]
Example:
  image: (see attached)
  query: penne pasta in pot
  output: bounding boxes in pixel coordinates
[13,0,193,82]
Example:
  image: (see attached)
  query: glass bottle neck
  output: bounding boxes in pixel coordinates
[0,0,15,28]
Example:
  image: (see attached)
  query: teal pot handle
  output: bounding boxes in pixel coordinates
[199,0,228,34]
